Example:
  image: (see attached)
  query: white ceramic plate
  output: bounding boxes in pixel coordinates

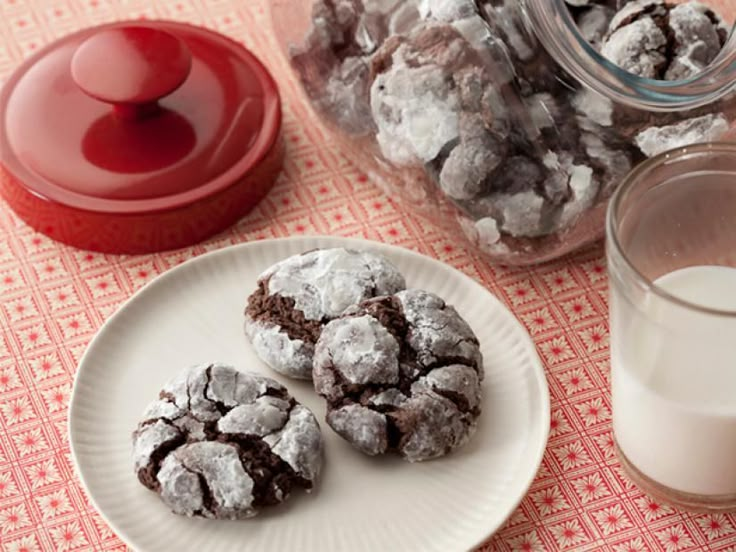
[69,236,549,552]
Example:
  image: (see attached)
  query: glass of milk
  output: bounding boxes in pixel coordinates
[607,142,736,511]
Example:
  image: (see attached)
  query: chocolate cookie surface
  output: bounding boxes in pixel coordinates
[245,248,406,380]
[313,289,483,462]
[132,363,323,519]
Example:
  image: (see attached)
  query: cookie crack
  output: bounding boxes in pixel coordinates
[362,295,408,342]
[326,359,397,406]
[143,411,202,435]
[202,365,229,416]
[219,434,309,506]
[425,355,479,372]
[654,11,675,80]
[430,386,473,414]
[361,257,380,298]
[179,462,216,517]
[136,423,186,492]
[246,397,297,444]
[177,411,209,426]
[262,383,290,401]
[138,417,163,429]
[185,373,193,412]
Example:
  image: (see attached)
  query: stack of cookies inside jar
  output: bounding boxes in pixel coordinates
[285,0,735,264]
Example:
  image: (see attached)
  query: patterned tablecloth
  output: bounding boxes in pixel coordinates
[0,1,735,551]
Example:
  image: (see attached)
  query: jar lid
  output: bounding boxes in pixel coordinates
[0,21,283,253]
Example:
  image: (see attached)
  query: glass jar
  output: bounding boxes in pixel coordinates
[270,0,736,265]
[607,142,736,510]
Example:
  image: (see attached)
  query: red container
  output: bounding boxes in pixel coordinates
[0,21,283,254]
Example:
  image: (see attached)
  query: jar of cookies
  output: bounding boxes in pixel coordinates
[270,0,736,265]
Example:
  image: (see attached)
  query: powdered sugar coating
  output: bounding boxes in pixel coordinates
[327,404,388,456]
[264,404,325,483]
[492,191,546,239]
[572,89,613,127]
[399,393,473,461]
[173,415,207,441]
[397,289,484,377]
[575,4,615,48]
[217,397,291,437]
[318,315,400,385]
[244,320,314,380]
[141,399,184,423]
[666,3,724,80]
[313,289,484,462]
[132,419,182,474]
[474,217,502,248]
[440,129,502,200]
[419,0,478,22]
[156,459,203,516]
[412,364,482,411]
[265,249,405,321]
[245,248,406,380]
[607,0,660,33]
[132,363,323,519]
[369,388,408,407]
[159,442,256,519]
[371,60,461,165]
[634,113,729,157]
[559,164,598,227]
[158,363,279,419]
[601,16,666,78]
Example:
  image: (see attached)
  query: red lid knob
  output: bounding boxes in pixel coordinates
[71,26,192,119]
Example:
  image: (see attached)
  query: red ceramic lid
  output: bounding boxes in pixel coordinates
[0,21,283,253]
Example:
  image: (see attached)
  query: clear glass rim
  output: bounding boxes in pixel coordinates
[607,141,736,318]
[524,0,736,110]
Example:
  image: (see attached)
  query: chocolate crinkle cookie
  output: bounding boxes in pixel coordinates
[289,0,422,135]
[245,248,406,380]
[313,289,483,462]
[599,0,729,80]
[132,363,323,519]
[565,1,626,48]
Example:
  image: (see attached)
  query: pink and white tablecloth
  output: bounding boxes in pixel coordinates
[0,1,734,550]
